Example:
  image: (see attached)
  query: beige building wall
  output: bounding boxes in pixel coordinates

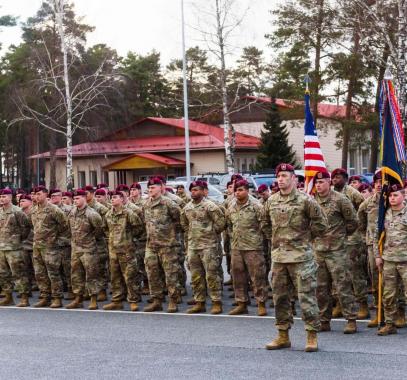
[169,150,227,175]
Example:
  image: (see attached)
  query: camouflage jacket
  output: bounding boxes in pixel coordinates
[358,192,380,246]
[226,197,264,251]
[124,201,146,242]
[68,205,103,254]
[30,202,68,249]
[164,191,186,209]
[180,198,225,250]
[178,192,191,204]
[143,195,181,248]
[56,203,72,247]
[261,188,328,263]
[335,184,364,245]
[0,204,30,251]
[131,197,146,208]
[88,198,108,217]
[313,190,358,252]
[374,206,407,262]
[104,205,143,252]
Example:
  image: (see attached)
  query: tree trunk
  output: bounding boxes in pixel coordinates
[49,130,57,189]
[312,0,324,127]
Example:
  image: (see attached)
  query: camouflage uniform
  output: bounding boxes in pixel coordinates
[314,190,358,322]
[337,185,368,304]
[22,212,36,290]
[88,199,109,293]
[262,188,327,332]
[68,205,103,296]
[374,206,407,324]
[226,197,267,303]
[143,195,182,301]
[30,202,68,299]
[178,192,191,204]
[181,198,225,302]
[57,203,72,293]
[222,195,234,276]
[0,205,31,295]
[259,197,271,282]
[104,205,143,303]
[358,192,380,306]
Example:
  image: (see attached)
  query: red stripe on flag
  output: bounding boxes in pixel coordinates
[304,142,322,148]
[304,154,325,160]
[304,165,327,172]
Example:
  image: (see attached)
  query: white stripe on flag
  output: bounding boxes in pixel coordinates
[304,148,324,155]
[304,135,320,142]
[304,159,327,167]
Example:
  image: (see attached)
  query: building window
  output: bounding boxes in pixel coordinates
[361,149,369,174]
[89,171,97,186]
[349,150,356,175]
[117,170,127,184]
[242,158,247,172]
[102,171,109,186]
[78,171,86,188]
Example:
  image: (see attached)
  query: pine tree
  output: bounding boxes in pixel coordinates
[256,98,297,171]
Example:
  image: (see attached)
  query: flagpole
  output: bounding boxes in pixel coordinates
[181,0,191,185]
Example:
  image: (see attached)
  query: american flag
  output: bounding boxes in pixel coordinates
[304,92,327,194]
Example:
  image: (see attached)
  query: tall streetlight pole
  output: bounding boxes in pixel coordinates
[181,0,191,184]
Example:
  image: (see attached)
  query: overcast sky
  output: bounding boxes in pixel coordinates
[1,0,275,65]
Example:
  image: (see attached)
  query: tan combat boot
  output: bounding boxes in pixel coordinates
[167,298,178,313]
[319,321,331,332]
[356,302,370,320]
[229,302,248,315]
[332,303,343,318]
[66,295,83,309]
[187,301,206,314]
[0,292,14,306]
[88,295,98,310]
[305,330,318,352]
[129,302,138,312]
[103,301,123,311]
[265,330,291,350]
[210,301,223,315]
[64,290,75,300]
[258,302,267,316]
[367,315,379,328]
[96,289,107,302]
[50,298,63,308]
[143,299,163,312]
[343,319,357,334]
[34,298,50,308]
[394,307,406,328]
[16,294,29,307]
[377,323,397,336]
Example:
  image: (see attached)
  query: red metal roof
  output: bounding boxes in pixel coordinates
[29,118,259,159]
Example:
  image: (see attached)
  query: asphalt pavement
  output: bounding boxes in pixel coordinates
[0,282,406,380]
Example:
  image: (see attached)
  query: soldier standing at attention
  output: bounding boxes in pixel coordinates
[331,168,369,320]
[262,164,327,352]
[313,171,359,333]
[30,186,68,308]
[65,190,103,310]
[62,191,73,206]
[143,177,182,313]
[226,180,267,316]
[95,189,110,208]
[176,184,191,203]
[181,180,226,314]
[375,184,407,336]
[0,189,31,307]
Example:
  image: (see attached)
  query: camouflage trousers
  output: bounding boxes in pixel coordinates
[71,250,100,296]
[272,260,320,332]
[110,248,142,303]
[134,240,147,288]
[0,250,30,294]
[33,246,63,299]
[96,240,109,292]
[263,239,271,283]
[145,246,181,301]
[223,232,231,274]
[188,247,222,302]
[176,239,187,291]
[347,244,368,304]
[315,250,358,322]
[23,249,36,289]
[367,245,380,307]
[383,260,407,324]
[231,249,267,303]
[58,246,71,291]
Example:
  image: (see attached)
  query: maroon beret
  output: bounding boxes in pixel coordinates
[1,188,12,195]
[108,191,114,196]
[49,189,62,196]
[95,189,107,196]
[358,183,371,193]
[62,191,73,198]
[234,179,249,190]
[389,183,403,193]
[154,175,166,184]
[373,171,382,182]
[34,185,48,193]
[331,168,348,178]
[270,182,279,192]
[314,171,331,180]
[275,163,295,175]
[349,175,361,183]
[16,188,26,195]
[110,190,124,197]
[19,194,32,201]
[189,180,206,191]
[231,174,243,182]
[147,177,163,187]
[83,185,95,192]
[116,184,130,192]
[96,183,108,189]
[165,187,174,194]
[257,184,268,193]
[130,182,141,190]
[73,190,87,197]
